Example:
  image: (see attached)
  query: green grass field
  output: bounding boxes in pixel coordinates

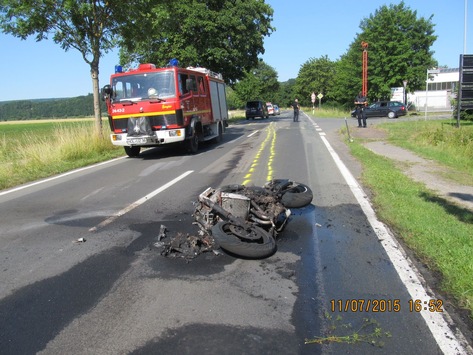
[0,119,123,190]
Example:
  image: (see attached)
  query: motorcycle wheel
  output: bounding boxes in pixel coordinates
[211,221,277,259]
[269,179,313,208]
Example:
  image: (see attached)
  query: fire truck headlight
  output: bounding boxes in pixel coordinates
[169,130,180,137]
[112,134,122,141]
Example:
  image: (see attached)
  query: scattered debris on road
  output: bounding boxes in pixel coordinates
[153,224,220,261]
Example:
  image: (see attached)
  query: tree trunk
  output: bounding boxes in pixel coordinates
[91,64,103,136]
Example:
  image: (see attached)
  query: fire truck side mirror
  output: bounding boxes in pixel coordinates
[101,85,113,100]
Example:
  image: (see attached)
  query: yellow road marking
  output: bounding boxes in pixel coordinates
[242,123,276,186]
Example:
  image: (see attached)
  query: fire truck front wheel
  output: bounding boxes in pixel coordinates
[186,132,199,154]
[124,146,141,158]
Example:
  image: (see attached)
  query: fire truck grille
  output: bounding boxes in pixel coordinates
[149,114,178,127]
[114,114,178,132]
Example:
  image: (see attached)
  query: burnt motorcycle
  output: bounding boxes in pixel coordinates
[193,179,313,258]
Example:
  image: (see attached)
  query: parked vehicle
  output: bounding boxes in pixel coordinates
[273,105,281,115]
[193,179,313,258]
[351,101,407,119]
[245,100,269,119]
[102,61,228,157]
[266,102,274,116]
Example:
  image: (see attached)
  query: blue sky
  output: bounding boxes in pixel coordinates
[0,0,471,101]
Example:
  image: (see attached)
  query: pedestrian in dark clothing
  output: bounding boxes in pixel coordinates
[354,92,367,127]
[292,99,300,122]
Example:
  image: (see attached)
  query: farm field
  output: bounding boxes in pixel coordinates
[0,118,123,190]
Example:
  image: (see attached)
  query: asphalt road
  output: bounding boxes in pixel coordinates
[0,111,470,354]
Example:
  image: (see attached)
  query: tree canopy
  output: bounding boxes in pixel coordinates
[339,1,437,104]
[294,55,336,107]
[232,61,279,106]
[118,0,274,84]
[0,0,123,134]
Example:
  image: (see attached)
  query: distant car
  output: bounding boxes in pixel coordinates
[273,104,280,115]
[351,101,407,119]
[266,102,275,116]
[246,100,269,119]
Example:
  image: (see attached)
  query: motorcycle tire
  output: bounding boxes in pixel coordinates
[211,221,277,259]
[271,179,313,208]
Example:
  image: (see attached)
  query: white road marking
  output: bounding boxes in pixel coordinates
[89,170,194,232]
[247,130,260,138]
[305,114,471,355]
[0,157,126,197]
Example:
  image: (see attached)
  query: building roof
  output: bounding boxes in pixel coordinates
[439,68,459,73]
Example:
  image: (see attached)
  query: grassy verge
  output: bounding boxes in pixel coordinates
[229,109,245,122]
[381,119,473,183]
[0,119,124,190]
[302,106,350,118]
[348,120,473,319]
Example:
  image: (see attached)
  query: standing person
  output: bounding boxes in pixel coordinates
[354,92,367,127]
[292,98,300,122]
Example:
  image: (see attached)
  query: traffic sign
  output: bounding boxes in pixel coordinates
[317,93,324,99]
[311,92,316,103]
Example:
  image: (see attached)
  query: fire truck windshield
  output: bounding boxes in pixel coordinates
[111,71,176,102]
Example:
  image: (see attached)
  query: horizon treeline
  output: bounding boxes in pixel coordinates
[0,94,106,121]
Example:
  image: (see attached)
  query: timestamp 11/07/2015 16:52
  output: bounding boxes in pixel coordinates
[330,299,444,313]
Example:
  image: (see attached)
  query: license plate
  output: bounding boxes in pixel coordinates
[127,138,147,144]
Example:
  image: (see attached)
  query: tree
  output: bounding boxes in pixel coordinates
[333,1,437,106]
[118,0,274,84]
[0,0,123,135]
[225,86,244,110]
[232,61,279,107]
[294,55,336,106]
[331,52,362,109]
[278,79,296,108]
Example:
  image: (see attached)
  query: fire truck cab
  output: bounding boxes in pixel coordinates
[102,61,228,157]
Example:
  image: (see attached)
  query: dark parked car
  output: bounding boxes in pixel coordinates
[351,101,407,119]
[246,100,269,119]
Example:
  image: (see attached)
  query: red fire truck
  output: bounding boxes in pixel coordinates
[102,61,228,157]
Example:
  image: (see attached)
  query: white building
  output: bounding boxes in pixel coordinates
[408,68,459,112]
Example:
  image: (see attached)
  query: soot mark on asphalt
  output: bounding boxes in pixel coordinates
[130,323,300,355]
[0,247,132,354]
[0,215,230,354]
